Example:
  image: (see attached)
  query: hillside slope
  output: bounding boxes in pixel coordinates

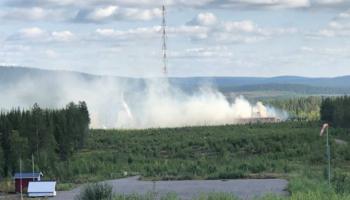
[1,66,350,96]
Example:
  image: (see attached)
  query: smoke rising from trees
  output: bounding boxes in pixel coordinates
[0,74,286,128]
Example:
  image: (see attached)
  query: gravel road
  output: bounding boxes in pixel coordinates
[53,176,288,200]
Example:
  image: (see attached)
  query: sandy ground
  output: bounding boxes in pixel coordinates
[52,176,288,200]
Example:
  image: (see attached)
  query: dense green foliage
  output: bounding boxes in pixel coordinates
[53,122,350,186]
[321,96,350,128]
[0,102,90,178]
[265,96,322,121]
[75,183,113,200]
[63,120,350,200]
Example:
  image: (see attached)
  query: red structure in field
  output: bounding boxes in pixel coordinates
[13,172,43,193]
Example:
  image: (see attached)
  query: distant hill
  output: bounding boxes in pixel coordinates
[1,66,350,97]
[169,76,350,90]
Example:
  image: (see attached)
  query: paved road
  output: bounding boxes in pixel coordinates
[53,176,288,200]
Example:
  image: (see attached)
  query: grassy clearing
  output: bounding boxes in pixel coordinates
[64,121,350,199]
[53,122,350,184]
[2,121,350,199]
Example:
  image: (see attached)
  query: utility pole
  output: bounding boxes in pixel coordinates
[320,123,331,185]
[326,126,331,185]
[36,128,39,164]
[20,158,23,200]
[32,154,35,182]
[161,0,167,75]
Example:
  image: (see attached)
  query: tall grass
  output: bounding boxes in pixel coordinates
[75,183,113,200]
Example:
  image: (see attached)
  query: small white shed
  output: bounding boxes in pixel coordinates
[28,181,56,197]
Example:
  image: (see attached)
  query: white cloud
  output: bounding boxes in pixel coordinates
[8,27,75,42]
[169,25,209,39]
[19,27,47,39]
[96,26,161,39]
[3,7,47,20]
[4,0,348,12]
[4,0,214,8]
[0,6,71,21]
[123,8,162,21]
[75,6,161,22]
[313,0,345,5]
[96,25,209,40]
[301,46,350,57]
[86,6,119,21]
[188,16,297,43]
[2,0,349,26]
[223,20,256,33]
[52,31,75,42]
[338,10,350,19]
[45,49,59,58]
[301,46,313,52]
[95,28,116,37]
[174,0,215,7]
[189,12,218,26]
[316,20,350,37]
[229,0,310,8]
[95,13,297,44]
[172,46,233,59]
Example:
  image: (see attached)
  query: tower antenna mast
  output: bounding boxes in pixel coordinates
[161,0,167,75]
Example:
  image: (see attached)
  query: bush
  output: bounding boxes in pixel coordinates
[75,183,113,200]
[290,191,350,200]
[332,171,350,194]
[218,170,245,179]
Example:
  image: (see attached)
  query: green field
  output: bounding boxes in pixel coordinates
[47,121,349,199]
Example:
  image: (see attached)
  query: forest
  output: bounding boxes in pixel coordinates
[0,102,90,178]
[321,96,350,128]
[0,96,350,200]
[265,96,322,121]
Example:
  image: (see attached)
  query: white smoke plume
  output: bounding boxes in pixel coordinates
[0,73,287,129]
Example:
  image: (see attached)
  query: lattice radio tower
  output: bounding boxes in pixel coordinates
[161,0,167,75]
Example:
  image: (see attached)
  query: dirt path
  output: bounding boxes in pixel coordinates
[53,176,288,200]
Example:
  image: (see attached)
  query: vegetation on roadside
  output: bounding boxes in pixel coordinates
[75,183,113,200]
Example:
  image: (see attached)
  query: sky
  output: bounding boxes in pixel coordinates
[0,0,350,77]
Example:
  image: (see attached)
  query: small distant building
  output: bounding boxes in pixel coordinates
[28,181,56,197]
[13,172,43,193]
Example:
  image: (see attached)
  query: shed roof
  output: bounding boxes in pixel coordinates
[28,181,56,193]
[13,172,43,179]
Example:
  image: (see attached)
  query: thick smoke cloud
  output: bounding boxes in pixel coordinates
[0,74,287,129]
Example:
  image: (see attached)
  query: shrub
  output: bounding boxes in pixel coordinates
[332,171,350,194]
[75,183,113,200]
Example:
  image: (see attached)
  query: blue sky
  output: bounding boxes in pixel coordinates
[0,0,349,77]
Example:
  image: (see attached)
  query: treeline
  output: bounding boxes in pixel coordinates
[266,96,322,121]
[0,102,90,177]
[321,96,350,128]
